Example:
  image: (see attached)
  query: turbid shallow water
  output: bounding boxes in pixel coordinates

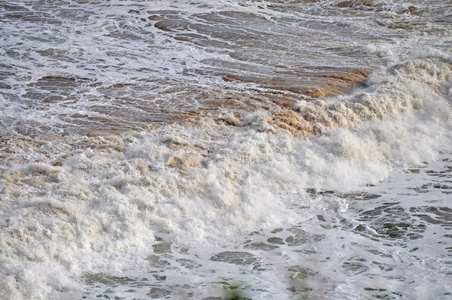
[1,0,451,299]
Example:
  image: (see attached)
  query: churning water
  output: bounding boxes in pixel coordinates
[1,0,451,299]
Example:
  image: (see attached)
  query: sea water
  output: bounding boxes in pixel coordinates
[0,0,451,299]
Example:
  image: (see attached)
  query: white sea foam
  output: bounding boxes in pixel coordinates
[1,52,451,298]
[1,0,451,298]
